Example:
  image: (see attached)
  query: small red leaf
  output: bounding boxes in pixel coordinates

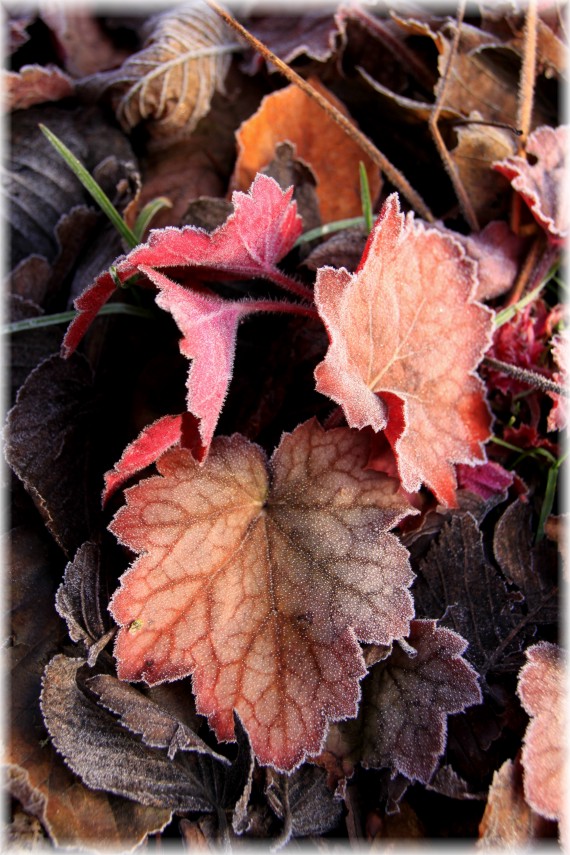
[62,174,302,355]
[517,642,565,823]
[109,419,416,771]
[103,414,186,504]
[493,125,568,245]
[314,193,494,506]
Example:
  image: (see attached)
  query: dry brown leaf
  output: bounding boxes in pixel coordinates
[449,114,516,224]
[478,756,555,846]
[3,65,74,111]
[231,77,381,223]
[102,0,233,142]
[40,9,130,77]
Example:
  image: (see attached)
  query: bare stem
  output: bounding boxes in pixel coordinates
[517,0,538,150]
[483,356,567,397]
[244,298,319,320]
[208,0,435,222]
[505,233,545,307]
[266,268,314,301]
[428,0,480,231]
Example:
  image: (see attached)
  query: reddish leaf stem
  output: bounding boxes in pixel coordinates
[505,233,545,307]
[208,0,435,222]
[244,298,319,320]
[266,268,314,302]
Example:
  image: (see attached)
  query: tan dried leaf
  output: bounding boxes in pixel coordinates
[107,1,233,141]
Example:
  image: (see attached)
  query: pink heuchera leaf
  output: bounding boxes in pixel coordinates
[314,193,494,507]
[493,125,568,245]
[62,174,303,355]
[457,221,527,302]
[517,642,565,824]
[109,418,416,771]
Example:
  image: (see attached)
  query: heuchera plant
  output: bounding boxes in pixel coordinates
[59,174,498,773]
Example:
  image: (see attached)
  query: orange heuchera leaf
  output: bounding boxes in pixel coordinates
[231,78,381,223]
[493,125,568,245]
[109,418,416,771]
[517,642,565,823]
[314,193,494,506]
[62,174,302,355]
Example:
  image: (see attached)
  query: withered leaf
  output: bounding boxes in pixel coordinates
[232,78,381,224]
[4,354,99,557]
[86,673,229,762]
[478,756,556,846]
[6,105,133,277]
[413,512,546,677]
[40,8,130,76]
[266,766,344,844]
[7,524,171,848]
[40,655,251,814]
[303,227,368,274]
[109,418,415,771]
[4,64,74,111]
[7,294,62,402]
[55,542,113,664]
[94,1,232,142]
[493,500,558,626]
[320,620,481,786]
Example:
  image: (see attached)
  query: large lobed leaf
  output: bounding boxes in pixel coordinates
[314,193,494,506]
[109,418,416,771]
[62,173,303,355]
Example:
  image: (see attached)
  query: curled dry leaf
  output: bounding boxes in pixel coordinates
[40,9,130,77]
[100,0,233,141]
[231,78,381,223]
[40,655,250,814]
[314,192,494,507]
[3,65,74,111]
[109,418,416,771]
[266,766,344,844]
[62,174,302,356]
[493,125,569,245]
[517,642,565,824]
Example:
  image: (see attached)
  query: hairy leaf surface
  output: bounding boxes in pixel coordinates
[63,174,302,355]
[314,193,493,506]
[517,642,565,823]
[318,620,481,785]
[109,418,416,771]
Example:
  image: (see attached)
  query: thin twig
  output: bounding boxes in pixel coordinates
[483,356,567,397]
[428,0,480,232]
[517,0,538,150]
[208,0,435,222]
[511,0,538,231]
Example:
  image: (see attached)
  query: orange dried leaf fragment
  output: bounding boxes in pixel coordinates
[109,419,416,771]
[231,78,381,223]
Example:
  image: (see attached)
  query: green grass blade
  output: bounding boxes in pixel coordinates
[40,124,139,249]
[3,303,154,335]
[133,197,173,242]
[295,216,366,247]
[359,162,374,233]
